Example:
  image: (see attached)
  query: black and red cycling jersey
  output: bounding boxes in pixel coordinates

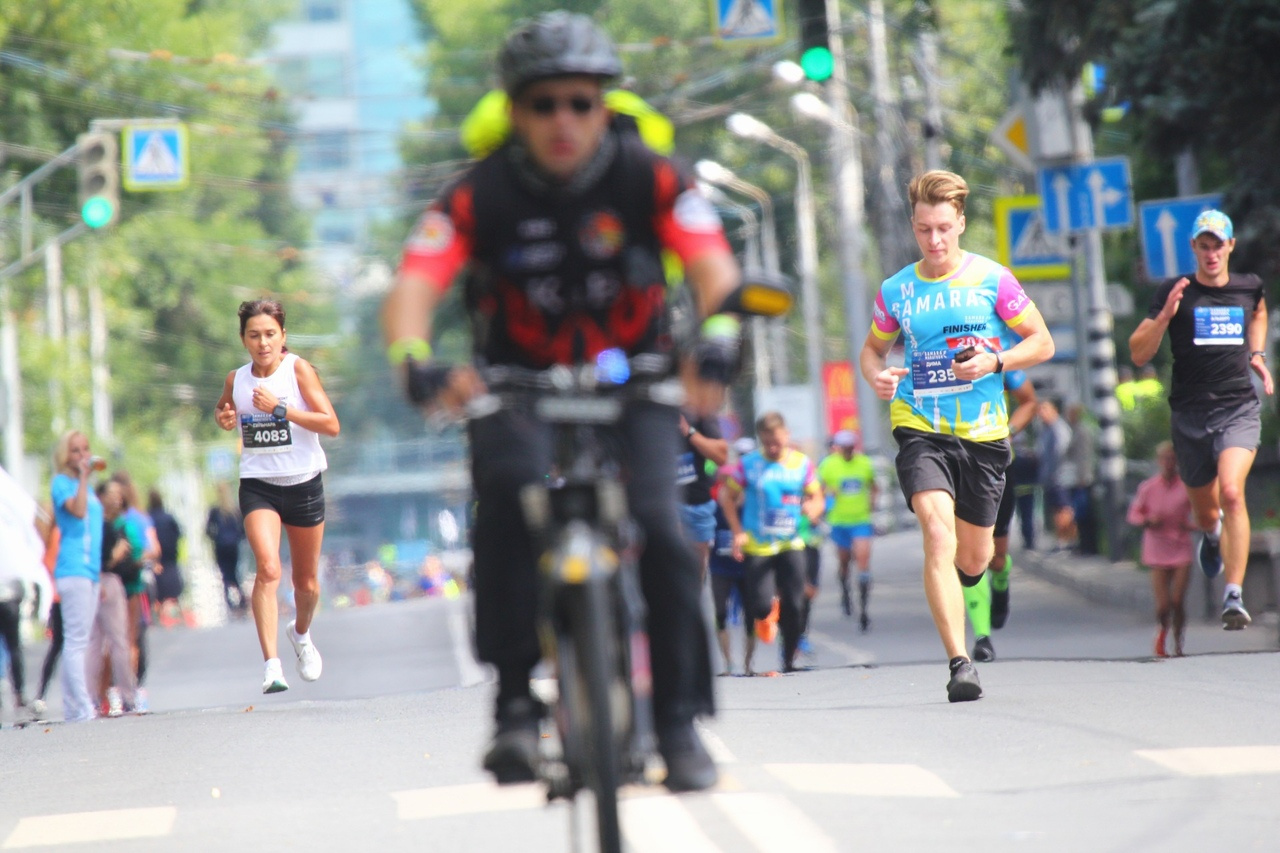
[398,128,730,368]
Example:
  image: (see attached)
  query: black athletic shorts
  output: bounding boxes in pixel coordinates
[892,428,1011,528]
[993,477,1016,539]
[239,473,325,528]
[1170,396,1261,488]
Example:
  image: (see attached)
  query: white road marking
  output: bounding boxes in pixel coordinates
[766,762,960,798]
[3,807,176,849]
[621,796,721,853]
[695,720,737,764]
[1135,746,1280,777]
[445,597,489,687]
[391,782,546,820]
[711,792,839,853]
[807,629,875,666]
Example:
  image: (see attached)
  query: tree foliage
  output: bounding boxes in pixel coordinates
[1,0,323,486]
[1010,0,1280,279]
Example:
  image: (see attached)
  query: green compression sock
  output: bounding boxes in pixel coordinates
[991,554,1011,592]
[964,571,992,637]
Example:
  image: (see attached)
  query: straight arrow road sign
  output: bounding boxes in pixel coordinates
[1037,156,1133,234]
[1138,194,1223,281]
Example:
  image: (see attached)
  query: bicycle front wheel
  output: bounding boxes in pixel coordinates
[576,576,623,853]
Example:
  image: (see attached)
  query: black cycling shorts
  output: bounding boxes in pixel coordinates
[239,474,325,528]
[892,428,1010,529]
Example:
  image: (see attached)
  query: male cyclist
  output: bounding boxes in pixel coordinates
[382,12,742,792]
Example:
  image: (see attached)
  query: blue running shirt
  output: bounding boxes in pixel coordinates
[871,252,1035,442]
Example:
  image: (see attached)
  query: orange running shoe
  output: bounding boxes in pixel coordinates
[755,598,780,645]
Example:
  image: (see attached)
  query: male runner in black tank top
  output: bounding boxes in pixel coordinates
[1129,210,1273,630]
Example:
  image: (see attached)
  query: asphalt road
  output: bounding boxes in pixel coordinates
[2,531,1279,852]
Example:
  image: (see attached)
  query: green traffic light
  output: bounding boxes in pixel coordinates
[81,195,115,228]
[800,46,834,82]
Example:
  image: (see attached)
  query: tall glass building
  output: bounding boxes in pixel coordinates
[265,0,435,285]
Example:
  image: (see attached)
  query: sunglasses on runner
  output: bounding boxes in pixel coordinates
[526,94,600,117]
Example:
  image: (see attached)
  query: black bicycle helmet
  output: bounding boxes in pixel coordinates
[499,11,623,96]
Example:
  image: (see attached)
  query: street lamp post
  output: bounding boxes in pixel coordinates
[695,159,789,385]
[788,89,884,456]
[726,112,826,449]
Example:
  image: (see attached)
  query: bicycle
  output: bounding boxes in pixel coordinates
[461,280,792,853]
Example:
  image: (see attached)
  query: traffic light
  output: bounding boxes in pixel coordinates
[76,132,119,228]
[797,0,833,82]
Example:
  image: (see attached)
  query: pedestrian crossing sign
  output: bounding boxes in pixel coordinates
[712,0,783,42]
[994,195,1071,281]
[122,124,189,191]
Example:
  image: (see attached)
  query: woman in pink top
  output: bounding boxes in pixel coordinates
[1127,441,1193,657]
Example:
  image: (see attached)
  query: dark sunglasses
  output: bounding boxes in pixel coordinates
[526,94,600,117]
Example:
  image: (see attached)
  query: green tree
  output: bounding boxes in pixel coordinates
[1,0,322,486]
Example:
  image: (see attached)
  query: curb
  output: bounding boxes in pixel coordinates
[1016,549,1155,615]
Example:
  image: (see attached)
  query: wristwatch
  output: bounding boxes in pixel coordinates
[273,403,288,419]
[686,425,698,439]
[993,351,1005,374]
[1250,351,1267,362]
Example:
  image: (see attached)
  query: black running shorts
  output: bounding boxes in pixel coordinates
[1170,397,1261,488]
[892,428,1011,528]
[993,477,1016,539]
[239,473,325,528]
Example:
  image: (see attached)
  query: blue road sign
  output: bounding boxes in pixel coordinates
[994,195,1071,281]
[123,124,188,191]
[1037,156,1133,234]
[714,0,782,41]
[1138,194,1224,281]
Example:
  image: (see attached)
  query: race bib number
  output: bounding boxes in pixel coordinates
[1193,305,1245,346]
[240,413,293,454]
[762,509,797,538]
[676,451,697,486]
[911,349,972,396]
[840,478,864,494]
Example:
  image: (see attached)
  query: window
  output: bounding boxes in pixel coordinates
[302,0,341,22]
[274,54,347,98]
[297,131,350,172]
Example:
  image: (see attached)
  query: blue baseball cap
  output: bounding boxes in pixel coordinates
[1191,209,1233,241]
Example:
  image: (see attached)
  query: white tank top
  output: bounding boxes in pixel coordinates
[233,352,327,481]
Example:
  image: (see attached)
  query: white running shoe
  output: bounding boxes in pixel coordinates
[106,687,124,717]
[286,620,323,682]
[263,658,289,694]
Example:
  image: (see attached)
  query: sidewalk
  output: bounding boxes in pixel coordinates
[1016,536,1280,647]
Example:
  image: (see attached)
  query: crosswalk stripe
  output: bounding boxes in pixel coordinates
[711,793,839,853]
[766,762,960,798]
[621,796,721,853]
[2,807,177,849]
[695,720,737,764]
[391,783,545,820]
[1135,746,1280,777]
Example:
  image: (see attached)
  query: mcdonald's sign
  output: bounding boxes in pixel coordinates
[823,361,859,437]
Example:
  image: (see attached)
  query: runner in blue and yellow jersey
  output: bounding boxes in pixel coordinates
[859,170,1054,702]
[718,412,825,674]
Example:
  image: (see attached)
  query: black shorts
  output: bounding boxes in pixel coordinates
[892,428,1011,528]
[993,477,1016,538]
[239,474,325,528]
[1170,397,1261,488]
[804,544,821,587]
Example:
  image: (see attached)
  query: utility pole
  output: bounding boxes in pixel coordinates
[867,0,913,273]
[914,1,944,171]
[46,242,65,433]
[825,0,883,453]
[88,249,113,443]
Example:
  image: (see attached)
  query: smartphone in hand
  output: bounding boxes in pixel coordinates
[953,345,979,363]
